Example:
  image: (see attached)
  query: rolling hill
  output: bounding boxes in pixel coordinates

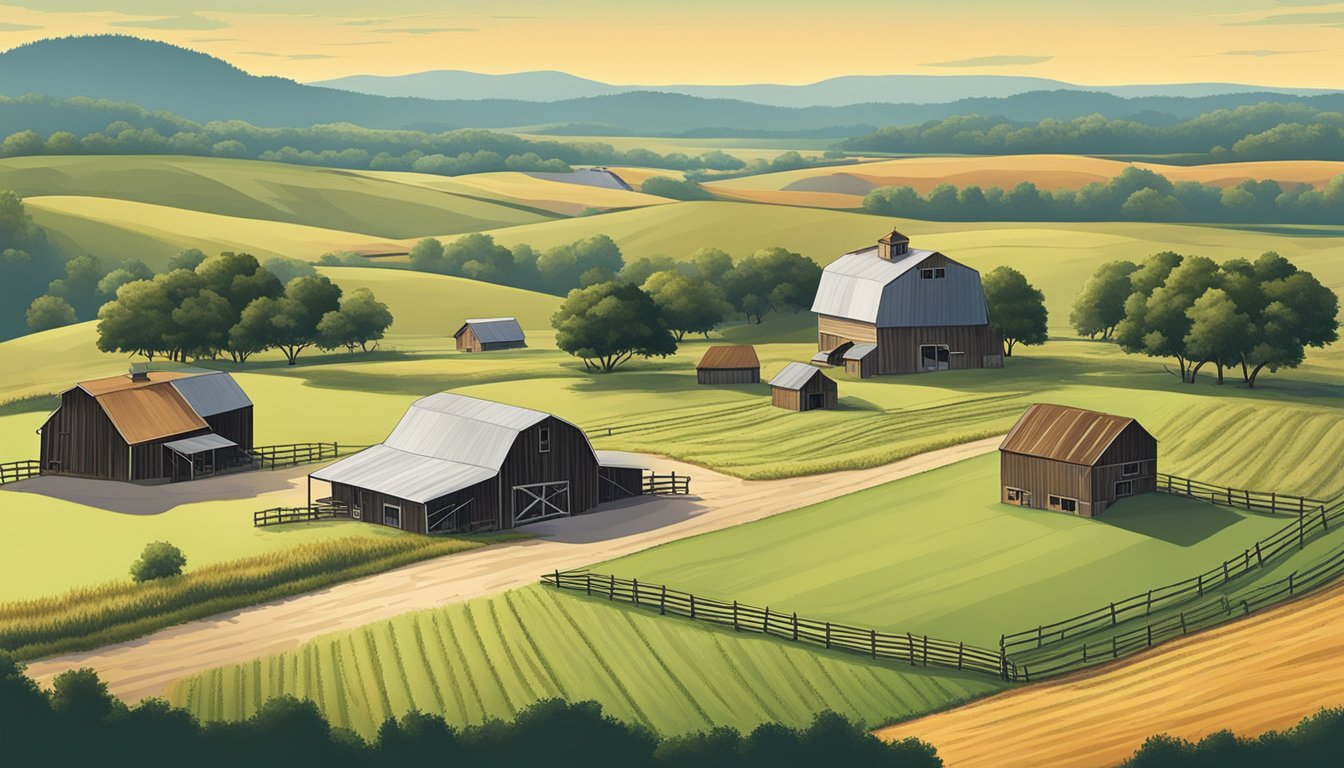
[4,37,1344,135]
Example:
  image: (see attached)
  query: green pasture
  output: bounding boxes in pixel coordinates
[168,583,1003,739]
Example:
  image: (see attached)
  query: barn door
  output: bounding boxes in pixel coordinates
[512,481,570,525]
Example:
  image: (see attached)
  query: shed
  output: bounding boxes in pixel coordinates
[38,368,254,483]
[696,345,761,385]
[811,227,1003,375]
[999,404,1158,517]
[310,393,642,535]
[842,343,878,378]
[768,363,838,412]
[454,317,526,353]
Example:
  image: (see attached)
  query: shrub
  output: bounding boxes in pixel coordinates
[129,542,186,582]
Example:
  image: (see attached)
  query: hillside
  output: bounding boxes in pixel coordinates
[4,37,1344,134]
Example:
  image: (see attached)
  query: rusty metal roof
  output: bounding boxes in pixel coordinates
[696,345,760,370]
[97,385,208,445]
[999,404,1143,466]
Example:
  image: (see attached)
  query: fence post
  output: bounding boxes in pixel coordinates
[957,641,965,670]
[825,622,831,649]
[1110,603,1117,625]
[585,573,592,596]
[1179,612,1187,634]
[907,633,916,666]
[553,569,560,588]
[870,629,877,659]
[732,601,739,631]
[632,578,639,607]
[792,613,799,641]
[1036,624,1043,648]
[1082,642,1088,663]
[690,594,696,619]
[1145,590,1152,615]
[1245,489,1251,509]
[659,584,667,615]
[763,606,770,634]
[1146,624,1153,647]
[1289,572,1295,596]
[608,574,615,600]
[1323,506,1330,533]
[1197,573,1204,596]
[1255,543,1263,567]
[922,635,929,666]
[1222,561,1230,582]
[1299,515,1306,548]
[1272,492,1277,514]
[1111,636,1118,658]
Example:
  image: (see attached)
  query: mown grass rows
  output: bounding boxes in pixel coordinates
[170,585,1003,739]
[0,534,518,660]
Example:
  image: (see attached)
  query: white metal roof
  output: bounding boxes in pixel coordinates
[843,343,878,361]
[163,433,237,455]
[310,444,498,504]
[169,371,252,417]
[457,317,525,344]
[811,246,989,327]
[769,362,823,391]
[595,450,646,471]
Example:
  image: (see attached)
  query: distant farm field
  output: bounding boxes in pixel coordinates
[705,155,1344,208]
[168,583,1004,739]
[359,169,673,215]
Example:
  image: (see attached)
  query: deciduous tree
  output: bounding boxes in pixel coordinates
[982,266,1048,356]
[1070,260,1138,340]
[552,281,677,372]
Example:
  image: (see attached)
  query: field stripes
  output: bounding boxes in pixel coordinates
[170,585,1002,738]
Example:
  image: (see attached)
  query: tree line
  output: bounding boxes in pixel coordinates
[551,246,822,372]
[95,250,392,365]
[862,167,1344,225]
[842,103,1344,160]
[0,99,753,176]
[0,191,64,340]
[1071,251,1339,386]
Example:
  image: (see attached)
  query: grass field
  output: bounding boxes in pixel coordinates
[360,170,673,215]
[0,155,556,239]
[705,155,1344,209]
[596,453,1296,646]
[167,583,1004,739]
[508,134,839,162]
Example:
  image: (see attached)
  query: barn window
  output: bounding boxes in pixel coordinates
[920,267,946,280]
[538,426,551,453]
[1116,480,1134,497]
[382,503,402,529]
[1122,462,1141,476]
[1048,495,1079,513]
[352,503,362,520]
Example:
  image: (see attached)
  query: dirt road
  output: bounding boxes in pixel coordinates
[877,579,1344,767]
[24,437,1002,702]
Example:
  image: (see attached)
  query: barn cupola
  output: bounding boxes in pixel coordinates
[877,228,911,260]
[128,363,150,382]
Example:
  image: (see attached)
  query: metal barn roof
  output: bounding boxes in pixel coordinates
[169,372,252,417]
[769,362,824,391]
[77,370,197,397]
[696,345,761,370]
[96,386,208,445]
[810,244,990,328]
[163,433,238,456]
[312,393,588,504]
[842,343,878,361]
[310,445,498,504]
[455,317,525,344]
[1000,404,1146,467]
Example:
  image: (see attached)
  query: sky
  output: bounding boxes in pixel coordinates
[0,1,1342,87]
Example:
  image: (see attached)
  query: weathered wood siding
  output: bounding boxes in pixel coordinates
[39,388,131,481]
[818,315,1002,376]
[206,406,254,450]
[844,354,876,378]
[1000,451,1097,516]
[330,482,431,535]
[455,326,480,352]
[818,314,878,349]
[771,372,838,412]
[697,368,760,385]
[598,466,644,503]
[496,416,599,527]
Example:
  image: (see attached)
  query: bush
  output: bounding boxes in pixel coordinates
[129,542,186,582]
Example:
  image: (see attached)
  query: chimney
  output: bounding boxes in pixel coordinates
[128,363,150,382]
[877,228,911,261]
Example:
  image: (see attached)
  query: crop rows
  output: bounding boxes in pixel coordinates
[170,585,1002,738]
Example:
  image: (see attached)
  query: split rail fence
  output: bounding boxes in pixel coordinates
[252,442,369,470]
[254,505,350,528]
[543,569,1013,679]
[1156,472,1328,515]
[0,459,40,485]
[643,472,691,495]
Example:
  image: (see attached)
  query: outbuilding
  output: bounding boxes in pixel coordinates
[999,404,1158,517]
[310,393,643,534]
[38,367,254,483]
[811,228,1003,375]
[454,317,526,352]
[696,345,761,385]
[769,363,838,412]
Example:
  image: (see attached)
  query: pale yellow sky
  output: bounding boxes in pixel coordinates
[1,1,1342,87]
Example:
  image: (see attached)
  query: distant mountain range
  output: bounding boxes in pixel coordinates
[313,70,1340,108]
[2,36,1342,137]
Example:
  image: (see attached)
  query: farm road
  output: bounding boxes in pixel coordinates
[24,436,1002,702]
[876,579,1344,768]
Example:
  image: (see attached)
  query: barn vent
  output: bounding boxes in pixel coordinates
[128,364,150,382]
[877,228,911,260]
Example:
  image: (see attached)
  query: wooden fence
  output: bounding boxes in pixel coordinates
[543,570,1012,679]
[1156,472,1327,515]
[643,472,691,495]
[0,459,40,485]
[254,505,350,527]
[1000,493,1344,676]
[251,442,368,470]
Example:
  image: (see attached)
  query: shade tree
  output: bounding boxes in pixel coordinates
[642,270,733,340]
[1070,260,1138,340]
[552,281,677,372]
[982,266,1048,356]
[720,247,821,324]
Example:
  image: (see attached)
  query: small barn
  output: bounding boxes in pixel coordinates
[999,404,1158,517]
[769,363,838,412]
[696,345,761,385]
[454,317,526,353]
[811,228,1003,375]
[38,367,254,483]
[310,393,643,534]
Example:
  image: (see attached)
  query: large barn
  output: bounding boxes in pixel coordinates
[309,393,643,534]
[811,228,1003,375]
[696,345,761,384]
[999,404,1158,517]
[38,368,254,483]
[454,317,526,352]
[769,363,837,411]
